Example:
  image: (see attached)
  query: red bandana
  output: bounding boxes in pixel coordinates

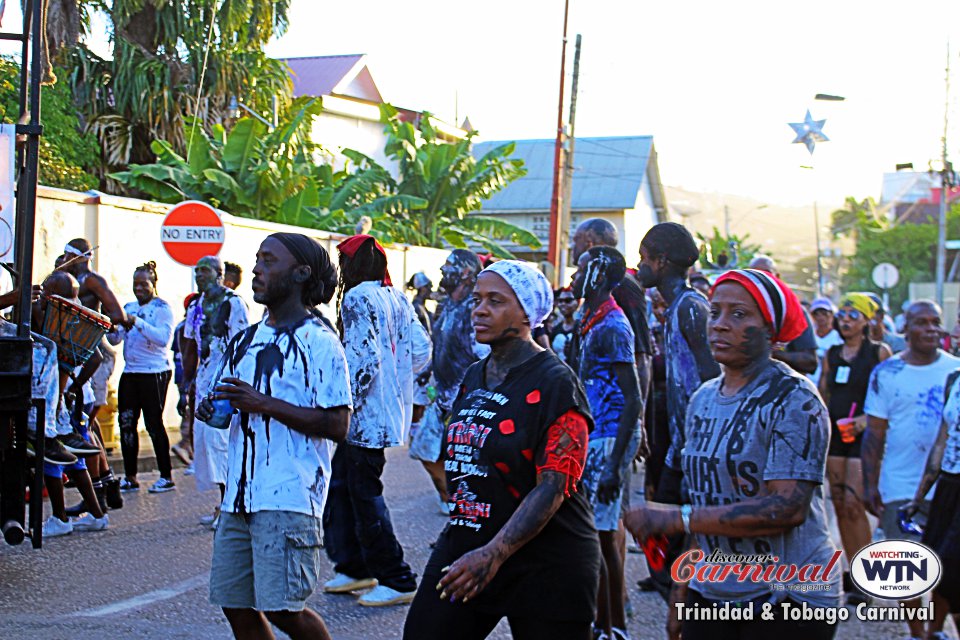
[580,297,621,336]
[336,234,393,286]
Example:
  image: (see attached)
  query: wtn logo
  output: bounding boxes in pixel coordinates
[851,541,941,600]
[860,559,927,583]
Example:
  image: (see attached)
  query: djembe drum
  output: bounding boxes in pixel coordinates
[41,295,111,368]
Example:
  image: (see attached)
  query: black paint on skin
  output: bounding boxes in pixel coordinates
[222,316,313,514]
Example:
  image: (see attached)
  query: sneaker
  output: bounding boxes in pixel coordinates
[57,433,100,457]
[183,464,195,476]
[210,512,220,531]
[324,573,378,594]
[171,444,192,466]
[611,628,631,640]
[358,585,415,607]
[119,478,140,493]
[71,512,109,532]
[38,438,78,465]
[148,478,176,493]
[42,516,73,538]
[104,479,124,509]
[437,495,450,515]
[199,507,220,527]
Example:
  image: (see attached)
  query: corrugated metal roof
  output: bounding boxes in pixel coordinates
[282,54,366,98]
[472,136,653,212]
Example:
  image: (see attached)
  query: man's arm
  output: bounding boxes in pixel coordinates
[909,418,948,508]
[132,303,175,347]
[772,348,817,374]
[597,361,642,503]
[861,415,889,517]
[85,273,127,326]
[204,377,351,442]
[677,295,721,382]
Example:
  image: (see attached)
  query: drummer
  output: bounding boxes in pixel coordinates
[36,271,110,537]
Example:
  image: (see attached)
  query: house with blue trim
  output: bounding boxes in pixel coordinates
[472,136,668,267]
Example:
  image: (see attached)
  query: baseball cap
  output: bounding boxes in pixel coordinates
[810,297,837,314]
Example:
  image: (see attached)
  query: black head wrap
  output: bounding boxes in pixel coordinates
[268,232,337,305]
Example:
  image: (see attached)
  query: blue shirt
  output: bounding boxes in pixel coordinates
[578,307,636,439]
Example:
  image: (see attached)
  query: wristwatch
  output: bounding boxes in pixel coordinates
[680,504,693,534]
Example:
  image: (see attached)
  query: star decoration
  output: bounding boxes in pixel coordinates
[788,110,829,154]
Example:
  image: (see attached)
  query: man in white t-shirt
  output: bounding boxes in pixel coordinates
[864,300,960,639]
[809,297,843,387]
[322,235,431,608]
[199,233,351,640]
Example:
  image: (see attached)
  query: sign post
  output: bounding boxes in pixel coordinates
[160,201,225,267]
[872,262,900,311]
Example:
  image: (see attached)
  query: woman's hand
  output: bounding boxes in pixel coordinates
[436,544,504,603]
[623,503,682,541]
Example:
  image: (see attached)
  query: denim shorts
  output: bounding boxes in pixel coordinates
[210,510,323,612]
[581,431,642,532]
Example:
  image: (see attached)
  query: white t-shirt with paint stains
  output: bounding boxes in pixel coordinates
[220,316,352,517]
[341,280,431,449]
[865,350,960,502]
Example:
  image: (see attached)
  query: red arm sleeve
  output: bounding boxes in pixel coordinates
[536,409,590,497]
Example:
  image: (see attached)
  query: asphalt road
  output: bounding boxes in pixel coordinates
[0,448,949,639]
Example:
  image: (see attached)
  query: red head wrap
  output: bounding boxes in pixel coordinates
[711,269,807,344]
[336,234,392,286]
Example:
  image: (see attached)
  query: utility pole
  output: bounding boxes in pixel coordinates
[558,34,582,278]
[547,0,571,286]
[724,204,731,238]
[936,43,951,308]
[814,201,824,296]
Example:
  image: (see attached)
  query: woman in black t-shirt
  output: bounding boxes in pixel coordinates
[403,260,600,640]
[817,294,891,601]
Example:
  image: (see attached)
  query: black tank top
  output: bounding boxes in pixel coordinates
[825,339,882,424]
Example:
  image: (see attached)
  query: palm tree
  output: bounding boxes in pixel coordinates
[68,0,292,173]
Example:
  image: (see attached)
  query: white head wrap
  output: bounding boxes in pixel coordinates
[484,260,554,329]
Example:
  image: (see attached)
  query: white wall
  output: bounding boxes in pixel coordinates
[32,186,451,430]
[311,112,398,176]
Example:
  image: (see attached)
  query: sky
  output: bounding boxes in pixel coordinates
[8,0,960,210]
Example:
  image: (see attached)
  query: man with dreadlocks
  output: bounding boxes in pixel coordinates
[572,246,643,640]
[323,234,430,608]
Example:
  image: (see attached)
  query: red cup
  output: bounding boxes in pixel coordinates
[837,417,857,444]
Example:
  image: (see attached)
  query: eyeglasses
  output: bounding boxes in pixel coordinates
[836,310,862,320]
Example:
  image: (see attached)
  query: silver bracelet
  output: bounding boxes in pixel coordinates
[680,504,692,534]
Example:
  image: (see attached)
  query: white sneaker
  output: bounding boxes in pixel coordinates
[437,495,450,515]
[199,507,220,526]
[42,516,72,538]
[71,512,109,532]
[323,573,378,594]
[358,584,416,607]
[183,464,195,476]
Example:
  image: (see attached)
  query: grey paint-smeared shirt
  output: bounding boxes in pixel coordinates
[682,360,841,607]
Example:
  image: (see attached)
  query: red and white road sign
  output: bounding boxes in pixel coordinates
[160,201,225,266]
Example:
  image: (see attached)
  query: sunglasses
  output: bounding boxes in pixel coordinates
[836,310,862,320]
[558,297,577,304]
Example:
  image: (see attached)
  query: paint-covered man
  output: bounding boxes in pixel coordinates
[323,235,430,607]
[182,255,250,527]
[409,249,490,508]
[198,233,350,640]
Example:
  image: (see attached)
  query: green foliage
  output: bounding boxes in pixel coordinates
[0,59,100,191]
[110,97,325,222]
[835,196,960,308]
[695,227,762,269]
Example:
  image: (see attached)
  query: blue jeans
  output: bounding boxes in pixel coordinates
[322,443,416,592]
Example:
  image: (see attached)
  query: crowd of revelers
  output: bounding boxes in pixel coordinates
[6,218,960,640]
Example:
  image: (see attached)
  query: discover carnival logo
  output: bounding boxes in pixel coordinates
[850,540,942,600]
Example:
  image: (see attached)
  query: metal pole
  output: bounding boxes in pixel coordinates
[937,43,951,308]
[559,34,581,280]
[546,0,570,285]
[724,204,730,238]
[814,201,824,296]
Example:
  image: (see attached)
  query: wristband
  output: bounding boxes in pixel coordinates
[680,504,692,534]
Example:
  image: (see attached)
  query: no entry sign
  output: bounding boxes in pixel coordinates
[161,201,225,266]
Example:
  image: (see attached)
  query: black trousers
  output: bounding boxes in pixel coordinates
[322,443,417,592]
[118,371,172,479]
